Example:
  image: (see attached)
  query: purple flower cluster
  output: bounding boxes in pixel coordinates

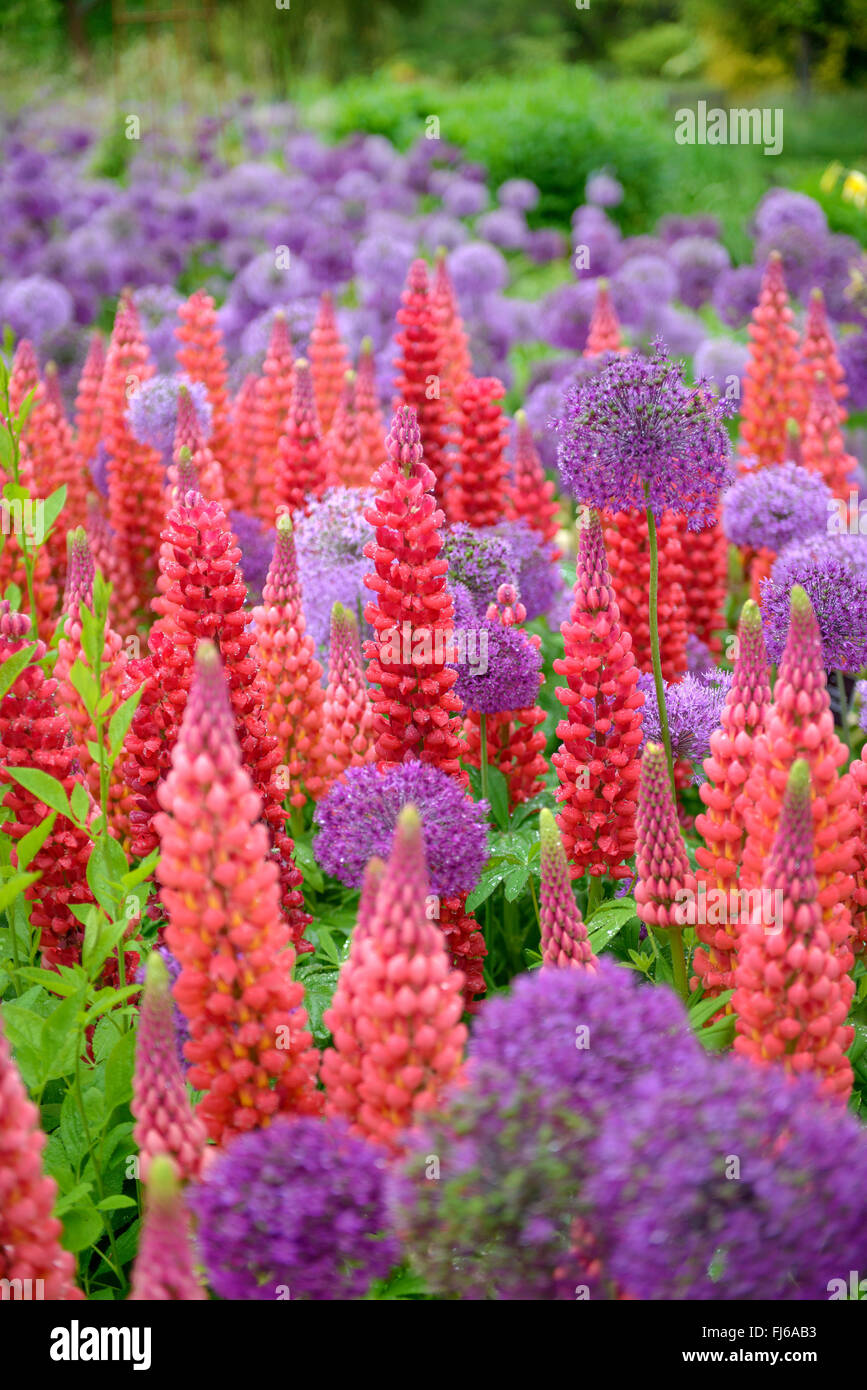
[556,342,734,529]
[229,510,276,606]
[443,519,562,621]
[190,1118,400,1300]
[294,487,376,654]
[452,608,543,715]
[722,462,832,553]
[126,373,212,456]
[761,535,867,673]
[636,670,731,777]
[313,761,489,897]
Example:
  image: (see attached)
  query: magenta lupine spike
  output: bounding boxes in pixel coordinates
[128,1155,207,1301]
[733,759,855,1102]
[634,742,696,931]
[132,951,207,1183]
[61,525,95,620]
[168,384,225,505]
[539,809,598,970]
[355,855,386,946]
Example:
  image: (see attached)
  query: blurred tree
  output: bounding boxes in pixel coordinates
[686,0,867,91]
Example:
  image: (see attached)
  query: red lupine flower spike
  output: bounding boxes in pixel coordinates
[733,759,855,1102]
[168,384,226,507]
[155,641,321,1145]
[355,336,387,476]
[692,600,772,1003]
[251,311,294,523]
[801,371,856,500]
[850,755,867,955]
[252,512,326,806]
[431,249,471,417]
[309,291,349,437]
[275,356,328,515]
[392,259,450,505]
[683,508,727,655]
[325,369,368,487]
[0,1010,82,1299]
[362,405,465,778]
[602,508,688,680]
[320,803,467,1152]
[552,509,645,880]
[584,278,626,357]
[506,409,560,551]
[634,742,697,929]
[539,808,599,970]
[175,288,232,468]
[795,287,848,428]
[225,373,260,513]
[738,252,800,472]
[319,601,377,791]
[74,332,106,473]
[449,375,510,527]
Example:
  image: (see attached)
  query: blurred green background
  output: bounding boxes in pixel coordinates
[3,0,867,253]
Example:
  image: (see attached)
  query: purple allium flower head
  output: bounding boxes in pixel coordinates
[447,241,509,297]
[585,171,623,208]
[229,510,275,606]
[722,462,831,552]
[642,304,706,357]
[711,265,763,329]
[840,330,867,412]
[636,670,731,777]
[391,960,699,1300]
[538,280,598,352]
[190,1118,400,1300]
[420,211,468,252]
[693,337,749,399]
[492,518,564,620]
[0,274,73,345]
[587,1056,867,1300]
[753,188,828,245]
[476,208,528,251]
[294,486,376,654]
[132,284,183,373]
[314,761,488,895]
[441,177,489,218]
[497,178,540,212]
[857,679,867,734]
[443,523,514,609]
[126,373,212,455]
[612,253,677,311]
[668,235,731,309]
[453,615,542,714]
[556,342,735,529]
[658,213,722,245]
[526,228,568,264]
[761,535,867,673]
[752,190,829,301]
[686,633,716,676]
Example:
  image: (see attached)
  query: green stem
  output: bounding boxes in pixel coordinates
[836,671,852,756]
[645,504,676,800]
[479,713,490,806]
[291,804,304,839]
[668,926,689,1001]
[528,874,540,933]
[585,875,603,919]
[74,1047,124,1285]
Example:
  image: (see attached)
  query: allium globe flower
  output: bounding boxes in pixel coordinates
[126,373,212,455]
[133,284,184,372]
[538,280,598,352]
[753,188,828,244]
[686,633,716,676]
[711,265,763,329]
[314,761,489,896]
[476,208,528,252]
[693,337,749,399]
[642,305,706,357]
[571,205,622,277]
[587,1057,867,1300]
[497,178,540,212]
[491,518,564,621]
[556,342,735,529]
[636,670,731,778]
[722,463,832,553]
[453,615,542,714]
[0,274,73,344]
[612,254,677,311]
[658,213,722,244]
[668,236,730,310]
[443,524,514,610]
[761,536,867,673]
[585,171,623,208]
[391,961,699,1300]
[447,241,509,297]
[840,330,867,412]
[229,510,276,605]
[442,178,489,219]
[190,1118,400,1300]
[526,228,568,264]
[857,679,867,734]
[294,486,376,653]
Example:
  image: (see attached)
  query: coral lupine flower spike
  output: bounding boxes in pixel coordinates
[733,759,855,1101]
[320,803,467,1152]
[154,641,321,1145]
[132,950,207,1183]
[128,1155,207,1301]
[539,809,599,970]
[634,741,696,998]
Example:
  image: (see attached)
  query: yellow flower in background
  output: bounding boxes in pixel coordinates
[842,169,867,210]
[820,161,844,195]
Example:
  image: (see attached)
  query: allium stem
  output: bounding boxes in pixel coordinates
[836,670,852,755]
[586,876,602,918]
[479,712,490,805]
[645,504,676,799]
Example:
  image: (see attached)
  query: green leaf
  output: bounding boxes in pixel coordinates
[59,1083,103,1167]
[68,657,99,719]
[83,983,141,1024]
[587,903,638,954]
[483,765,510,831]
[15,388,37,432]
[41,993,85,1081]
[293,838,324,892]
[120,849,160,891]
[466,867,509,912]
[96,1194,137,1212]
[13,965,85,997]
[696,1013,736,1052]
[689,988,734,1028]
[53,1181,95,1218]
[60,1204,104,1255]
[70,781,90,825]
[301,968,340,1048]
[3,766,70,818]
[503,865,530,902]
[0,639,35,699]
[40,484,67,539]
[104,1027,137,1114]
[0,425,13,474]
[107,685,143,758]
[0,1002,46,1088]
[86,833,129,918]
[16,810,57,870]
[0,870,40,913]
[3,581,21,610]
